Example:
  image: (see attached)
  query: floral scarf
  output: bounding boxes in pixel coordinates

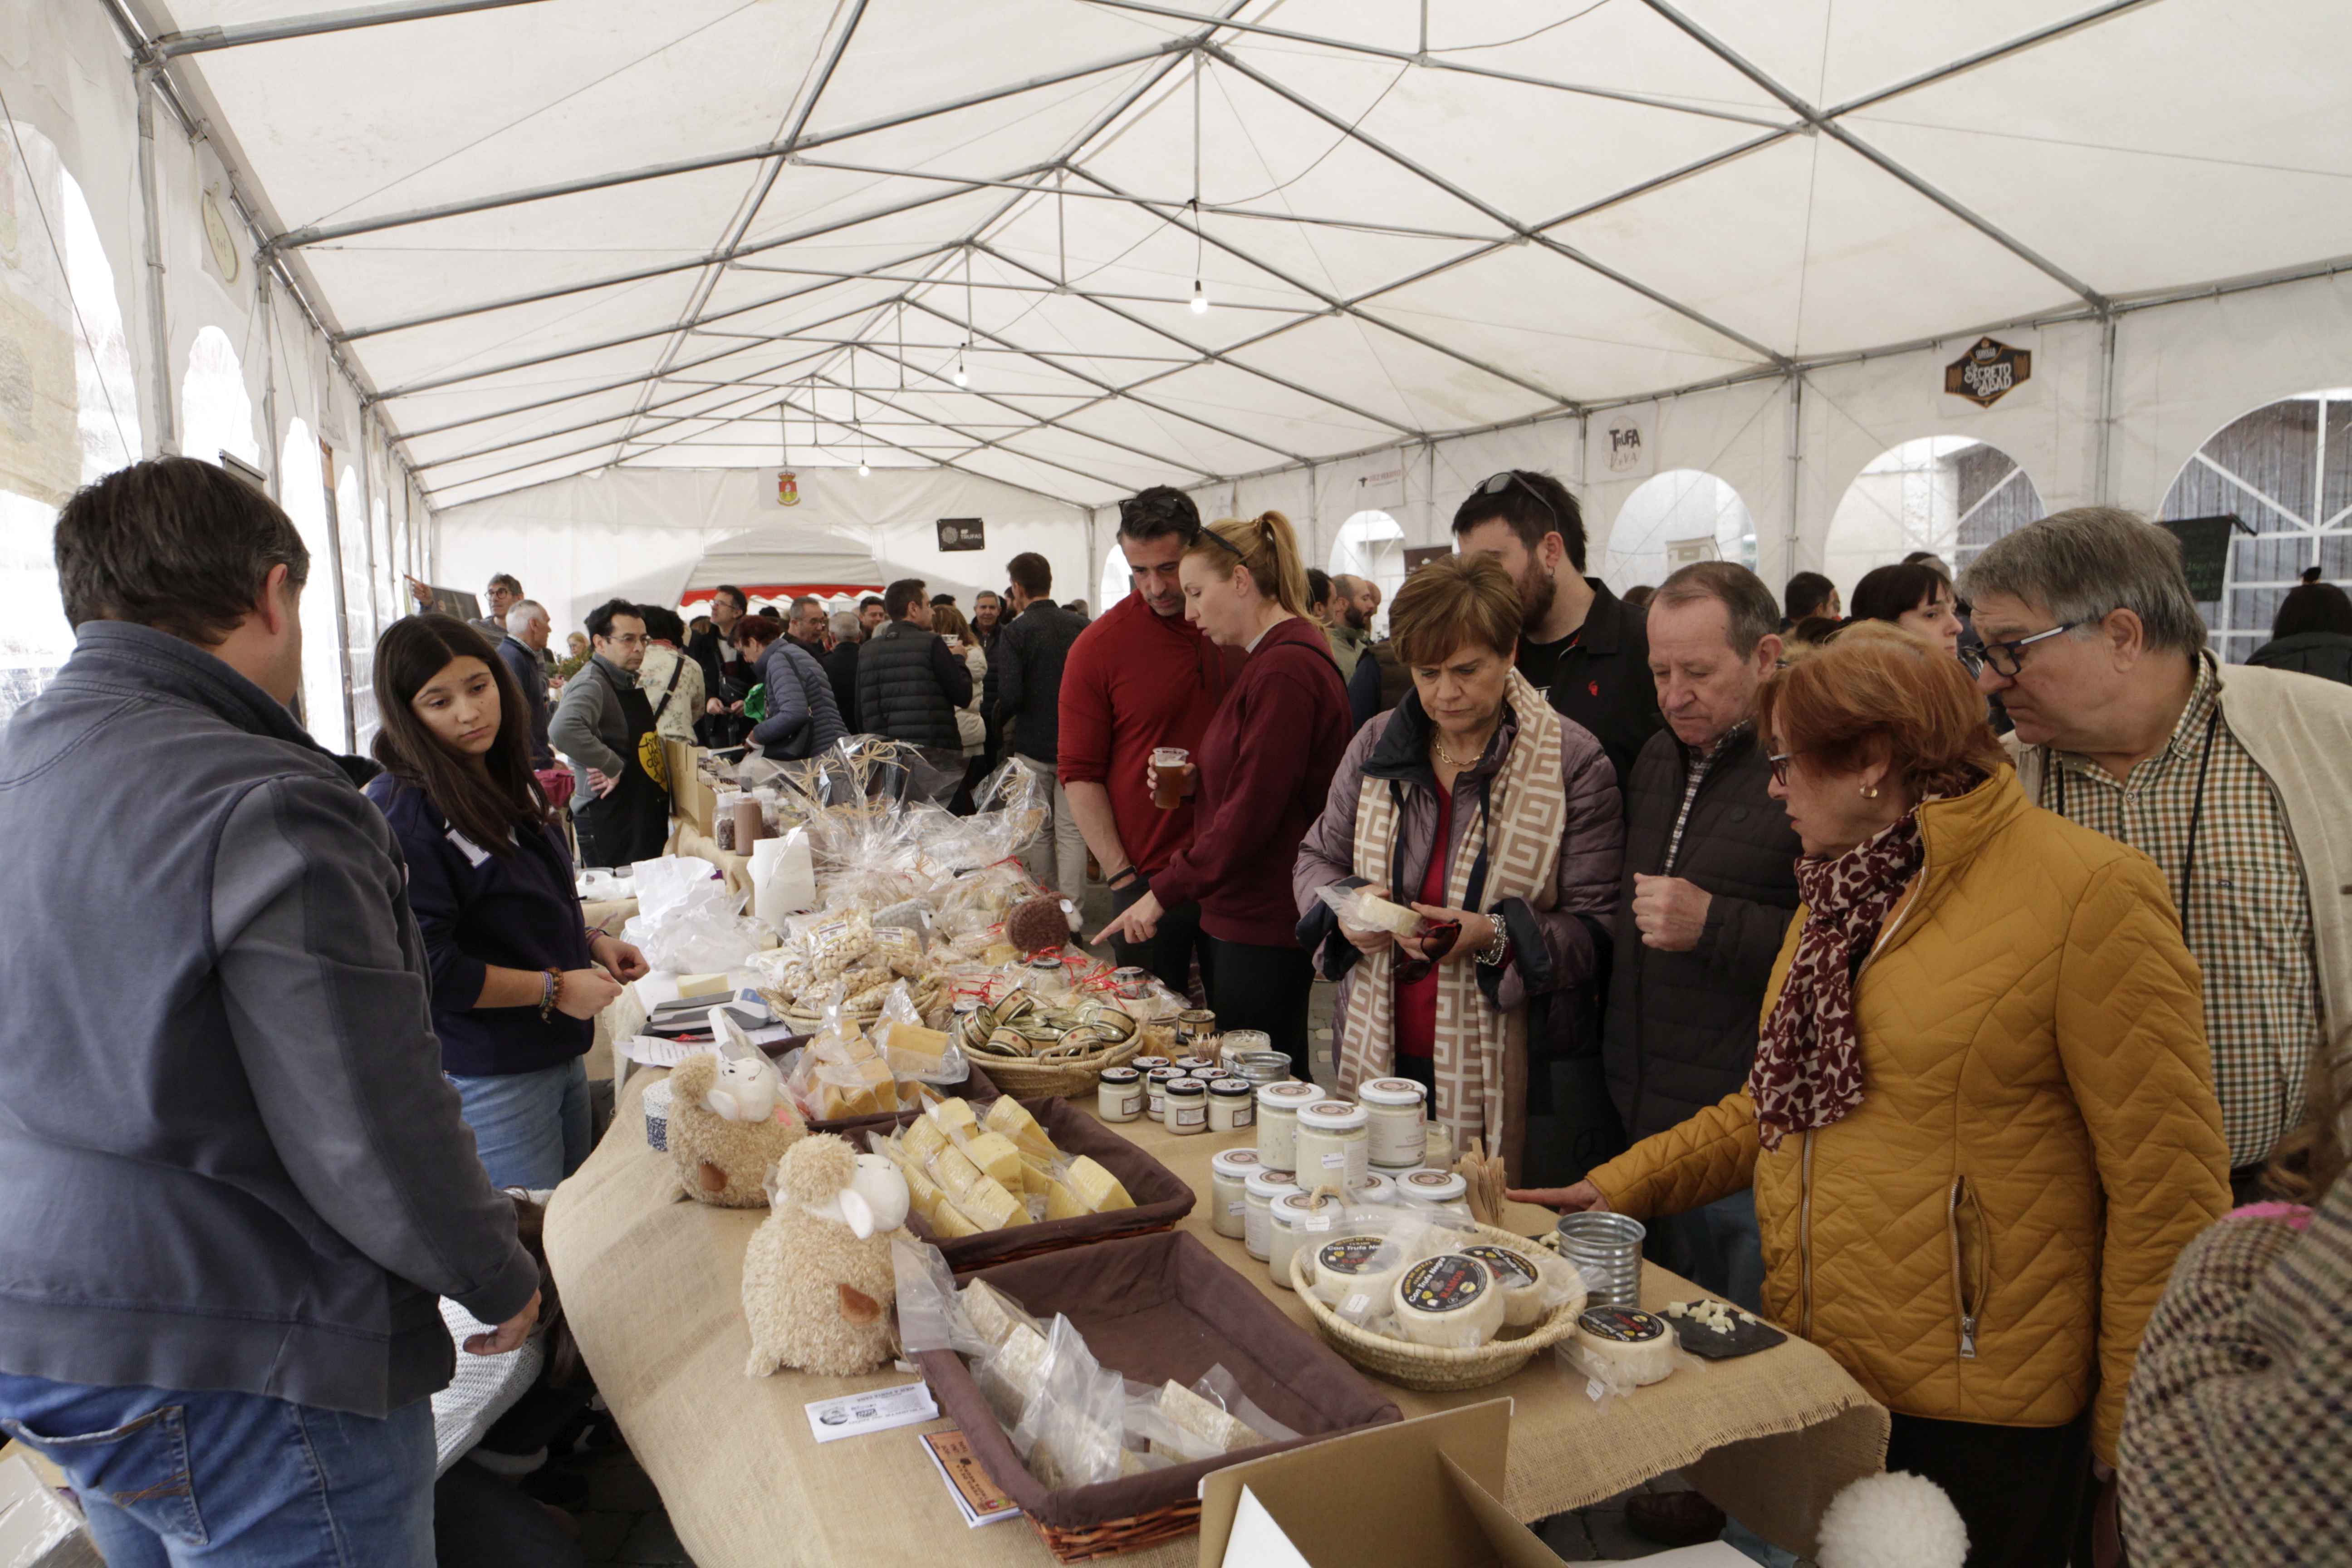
[1749,813,1924,1152]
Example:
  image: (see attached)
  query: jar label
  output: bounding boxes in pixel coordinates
[1226,1200,1245,1217]
[1303,1209,1333,1232]
[1400,1256,1488,1314]
[1173,1105,1205,1128]
[1320,1152,1347,1169]
[1234,1106,1254,1126]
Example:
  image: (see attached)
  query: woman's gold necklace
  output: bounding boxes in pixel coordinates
[1432,729,1490,769]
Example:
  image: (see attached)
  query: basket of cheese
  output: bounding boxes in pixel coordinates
[774,1007,1001,1135]
[913,1232,1401,1563]
[872,1094,1194,1272]
[1286,1209,1588,1392]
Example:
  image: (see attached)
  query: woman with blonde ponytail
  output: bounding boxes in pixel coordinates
[1092,510,1352,1073]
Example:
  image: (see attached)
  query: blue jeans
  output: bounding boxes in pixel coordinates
[0,1374,433,1567]
[1645,1188,1766,1314]
[448,1056,590,1191]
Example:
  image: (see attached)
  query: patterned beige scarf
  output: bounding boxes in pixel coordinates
[1336,669,1566,1162]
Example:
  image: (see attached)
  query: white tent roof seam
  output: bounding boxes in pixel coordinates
[101,0,2352,512]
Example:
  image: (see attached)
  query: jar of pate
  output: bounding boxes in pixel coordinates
[1097,1065,1143,1122]
[1207,1078,1255,1133]
[1144,1066,1185,1122]
[1358,1077,1430,1170]
[1292,1099,1370,1193]
[1242,1169,1297,1261]
[1130,1055,1172,1075]
[1209,1148,1260,1240]
[1164,1077,1207,1135]
[1173,1055,1218,1076]
[1269,1189,1339,1289]
[1254,1080,1326,1170]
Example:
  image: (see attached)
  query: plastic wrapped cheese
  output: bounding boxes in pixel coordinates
[1461,1243,1548,1328]
[983,1097,1058,1161]
[902,1113,949,1165]
[1307,1234,1411,1317]
[931,1144,985,1202]
[928,1097,980,1138]
[1575,1306,1677,1387]
[955,1176,1024,1230]
[961,1131,1023,1190]
[1065,1156,1134,1213]
[1391,1254,1504,1349]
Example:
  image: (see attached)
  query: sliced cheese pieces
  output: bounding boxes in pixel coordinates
[1392,1254,1504,1349]
[1154,1380,1262,1460]
[962,1131,1023,1191]
[1575,1306,1677,1387]
[983,1097,1059,1162]
[1461,1243,1548,1328]
[930,1144,985,1202]
[960,1279,1027,1349]
[1065,1156,1134,1213]
[955,1176,1024,1231]
[928,1097,980,1138]
[901,1113,948,1165]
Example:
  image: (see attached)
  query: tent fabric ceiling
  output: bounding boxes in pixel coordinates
[136,0,2352,512]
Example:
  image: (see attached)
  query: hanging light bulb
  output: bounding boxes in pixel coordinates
[1191,279,1210,315]
[952,351,968,388]
[858,461,870,478]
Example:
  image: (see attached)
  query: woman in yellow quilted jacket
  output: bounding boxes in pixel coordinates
[1516,622,2230,1567]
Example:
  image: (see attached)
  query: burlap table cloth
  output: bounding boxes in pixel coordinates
[546,1074,1888,1566]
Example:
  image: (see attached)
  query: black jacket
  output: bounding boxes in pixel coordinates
[826,639,861,734]
[995,599,1089,762]
[2248,631,2352,686]
[495,635,554,769]
[1535,579,1663,793]
[1600,724,1802,1143]
[854,619,971,751]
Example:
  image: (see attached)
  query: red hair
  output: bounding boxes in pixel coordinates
[1756,621,2004,797]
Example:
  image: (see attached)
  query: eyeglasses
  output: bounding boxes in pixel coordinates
[1475,471,1560,538]
[1961,622,2076,678]
[1766,750,1800,786]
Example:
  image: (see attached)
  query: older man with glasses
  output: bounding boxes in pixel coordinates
[1960,506,2352,1203]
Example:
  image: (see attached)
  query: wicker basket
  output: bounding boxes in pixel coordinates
[1030,1502,1201,1562]
[959,1032,1142,1099]
[1288,1222,1586,1392]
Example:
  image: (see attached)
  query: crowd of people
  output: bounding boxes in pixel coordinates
[0,453,2347,1566]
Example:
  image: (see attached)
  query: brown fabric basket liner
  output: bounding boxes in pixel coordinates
[900,1098,1194,1273]
[755,1034,1001,1137]
[917,1230,1403,1537]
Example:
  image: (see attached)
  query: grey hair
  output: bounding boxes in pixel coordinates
[1956,506,2207,657]
[507,598,550,630]
[1653,561,1780,656]
[827,609,859,641]
[790,594,822,616]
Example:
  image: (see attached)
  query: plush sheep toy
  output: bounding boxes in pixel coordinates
[743,1135,911,1377]
[1814,1470,1969,1568]
[666,1050,804,1208]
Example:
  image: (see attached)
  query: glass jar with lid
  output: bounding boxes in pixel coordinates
[1207,1078,1255,1134]
[1097,1065,1143,1122]
[1349,1170,1397,1207]
[1164,1077,1207,1135]
[1242,1169,1297,1260]
[1268,1188,1340,1290]
[1253,1080,1326,1171]
[1357,1077,1430,1170]
[1395,1166,1472,1219]
[1218,1029,1271,1074]
[1208,1148,1260,1240]
[1292,1099,1370,1193]
[1144,1065,1185,1122]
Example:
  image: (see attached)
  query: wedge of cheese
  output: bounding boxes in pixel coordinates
[852,1055,899,1113]
[901,1113,948,1165]
[954,1176,1024,1231]
[983,1097,1058,1162]
[930,1144,985,1202]
[928,1097,980,1139]
[960,1280,1027,1349]
[1154,1380,1261,1460]
[962,1131,1024,1191]
[882,1021,953,1063]
[676,972,730,998]
[1065,1155,1135,1214]
[928,1199,980,1238]
[818,1078,885,1120]
[903,1166,946,1227]
[1042,1178,1088,1222]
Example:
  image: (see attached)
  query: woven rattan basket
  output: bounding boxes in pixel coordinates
[960,1033,1142,1099]
[1288,1221,1586,1391]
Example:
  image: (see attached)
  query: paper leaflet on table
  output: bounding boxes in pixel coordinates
[920,1428,1022,1528]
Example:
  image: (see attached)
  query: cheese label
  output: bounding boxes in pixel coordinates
[1399,1255,1489,1315]
[1316,1237,1390,1277]
[1578,1306,1668,1345]
[1463,1245,1539,1289]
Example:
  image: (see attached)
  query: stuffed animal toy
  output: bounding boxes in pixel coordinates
[1814,1470,1968,1568]
[743,1134,911,1377]
[666,1052,804,1208]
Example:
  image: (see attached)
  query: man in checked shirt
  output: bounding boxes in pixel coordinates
[1963,508,2352,1203]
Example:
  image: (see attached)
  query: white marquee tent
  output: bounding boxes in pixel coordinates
[8,0,2352,735]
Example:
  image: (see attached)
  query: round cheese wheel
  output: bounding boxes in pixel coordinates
[1575,1306,1677,1387]
[1460,1243,1547,1328]
[1308,1233,1409,1312]
[1390,1254,1504,1349]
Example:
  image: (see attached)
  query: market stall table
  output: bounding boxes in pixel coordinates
[545,1074,1888,1567]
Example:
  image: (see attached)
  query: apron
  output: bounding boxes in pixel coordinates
[576,662,671,867]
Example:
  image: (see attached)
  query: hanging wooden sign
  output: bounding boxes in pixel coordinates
[1945,337,2033,408]
[937,517,985,552]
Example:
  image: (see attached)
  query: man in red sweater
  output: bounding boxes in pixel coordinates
[1058,488,1240,990]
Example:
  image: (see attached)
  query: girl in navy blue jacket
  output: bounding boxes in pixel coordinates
[368,615,648,1188]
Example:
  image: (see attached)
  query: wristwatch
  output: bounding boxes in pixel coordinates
[1474,914,1510,967]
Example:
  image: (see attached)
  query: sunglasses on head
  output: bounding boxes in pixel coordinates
[1475,471,1560,538]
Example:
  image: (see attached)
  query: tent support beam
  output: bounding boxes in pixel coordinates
[1206,46,1791,369]
[134,66,176,454]
[269,41,1185,248]
[150,0,547,57]
[804,373,1192,490]
[1036,175,1584,411]
[782,156,1506,244]
[333,171,1046,341]
[725,261,1321,314]
[2094,311,2118,505]
[1637,0,2109,312]
[1075,1,1787,129]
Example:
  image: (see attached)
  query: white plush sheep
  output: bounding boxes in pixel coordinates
[741,1134,910,1377]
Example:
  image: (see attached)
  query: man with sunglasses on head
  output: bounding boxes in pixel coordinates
[1961,507,2352,1205]
[1058,487,1244,992]
[1452,470,1662,791]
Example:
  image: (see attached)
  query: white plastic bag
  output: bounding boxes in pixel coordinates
[623,873,764,973]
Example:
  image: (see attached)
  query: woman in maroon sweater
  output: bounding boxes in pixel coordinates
[1094,510,1352,1073]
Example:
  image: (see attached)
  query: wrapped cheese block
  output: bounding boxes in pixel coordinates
[1307,1234,1411,1313]
[1153,1379,1261,1460]
[960,1280,1027,1349]
[929,1097,980,1139]
[1391,1254,1504,1349]
[1575,1306,1676,1387]
[931,1144,985,1202]
[961,1131,1023,1191]
[982,1098,1058,1162]
[1065,1156,1134,1213]
[1461,1243,1548,1328]
[902,1114,949,1165]
[954,1177,1024,1231]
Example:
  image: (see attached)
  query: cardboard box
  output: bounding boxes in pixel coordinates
[1197,1400,1556,1568]
[665,738,716,838]
[0,1453,101,1568]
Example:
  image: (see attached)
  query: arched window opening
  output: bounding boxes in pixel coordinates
[1329,510,1404,636]
[181,323,260,470]
[1824,438,2043,598]
[1604,471,1755,593]
[280,420,349,753]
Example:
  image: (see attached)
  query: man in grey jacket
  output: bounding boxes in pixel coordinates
[550,598,671,867]
[0,458,538,1562]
